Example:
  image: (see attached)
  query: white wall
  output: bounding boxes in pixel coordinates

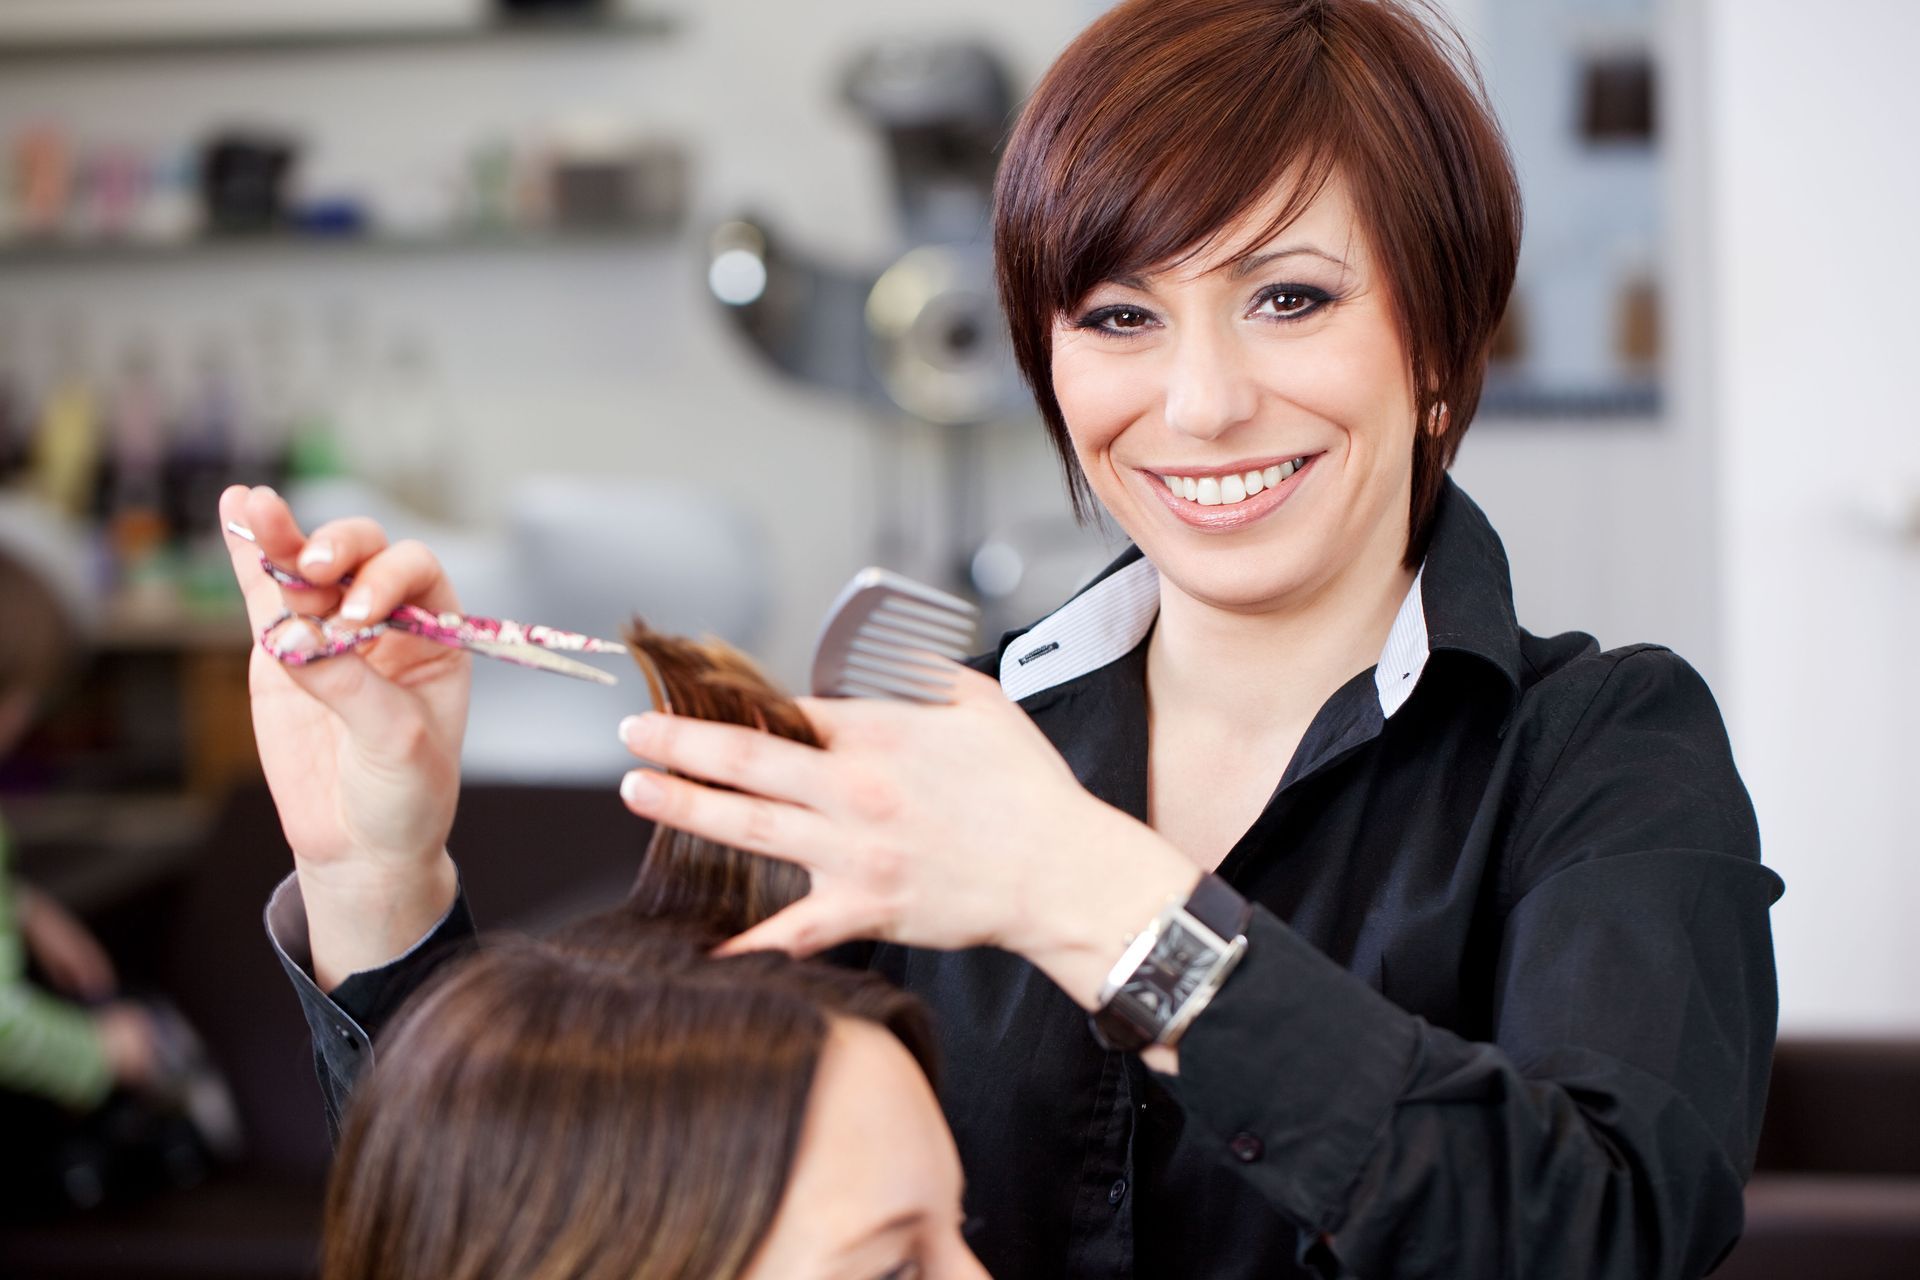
[1704,0,1920,1031]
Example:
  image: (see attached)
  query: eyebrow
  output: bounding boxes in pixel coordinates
[829,1209,925,1262]
[1108,245,1349,292]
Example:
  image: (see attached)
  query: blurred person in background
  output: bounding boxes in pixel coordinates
[0,519,167,1219]
[230,1,1781,1277]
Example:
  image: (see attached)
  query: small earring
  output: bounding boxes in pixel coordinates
[1427,402,1450,433]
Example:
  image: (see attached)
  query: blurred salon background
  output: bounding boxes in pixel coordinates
[0,0,1913,1275]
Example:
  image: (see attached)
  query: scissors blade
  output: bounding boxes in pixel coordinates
[462,639,620,685]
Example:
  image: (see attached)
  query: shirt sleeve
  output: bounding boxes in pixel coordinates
[0,822,113,1111]
[1159,647,1784,1280]
[0,984,113,1111]
[263,872,477,1140]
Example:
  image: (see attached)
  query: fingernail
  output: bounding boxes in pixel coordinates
[252,484,279,502]
[617,714,646,745]
[297,540,335,570]
[339,592,371,622]
[621,769,664,807]
[275,619,323,655]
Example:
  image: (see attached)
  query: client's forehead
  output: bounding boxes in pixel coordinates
[746,1018,958,1272]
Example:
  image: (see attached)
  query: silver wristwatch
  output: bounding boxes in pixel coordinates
[1089,873,1251,1053]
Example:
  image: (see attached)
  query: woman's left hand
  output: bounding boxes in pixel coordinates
[617,662,1199,1007]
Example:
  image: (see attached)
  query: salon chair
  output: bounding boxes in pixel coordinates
[0,783,648,1279]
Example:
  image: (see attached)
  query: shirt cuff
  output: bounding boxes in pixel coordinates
[264,870,475,1086]
[1157,905,1421,1234]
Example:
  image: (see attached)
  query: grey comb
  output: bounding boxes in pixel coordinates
[810,567,981,703]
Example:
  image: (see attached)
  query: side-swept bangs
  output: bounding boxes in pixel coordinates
[993,0,1521,565]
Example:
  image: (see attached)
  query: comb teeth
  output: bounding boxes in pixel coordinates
[834,668,955,703]
[860,620,972,660]
[811,568,980,704]
[872,604,973,646]
[847,635,960,675]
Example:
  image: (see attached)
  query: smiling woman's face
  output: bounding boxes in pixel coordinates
[1049,170,1420,614]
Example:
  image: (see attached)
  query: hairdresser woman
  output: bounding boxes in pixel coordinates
[224,2,1780,1277]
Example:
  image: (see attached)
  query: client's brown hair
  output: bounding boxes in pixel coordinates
[622,618,815,935]
[322,625,932,1280]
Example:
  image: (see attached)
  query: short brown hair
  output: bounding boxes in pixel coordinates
[993,0,1521,565]
[323,623,937,1280]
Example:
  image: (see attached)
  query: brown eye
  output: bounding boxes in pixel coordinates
[1109,308,1149,329]
[1252,284,1332,323]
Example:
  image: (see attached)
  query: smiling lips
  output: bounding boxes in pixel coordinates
[1143,452,1320,531]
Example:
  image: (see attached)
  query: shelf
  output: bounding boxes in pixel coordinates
[0,11,677,62]
[0,226,679,269]
[1478,380,1662,422]
[4,791,219,912]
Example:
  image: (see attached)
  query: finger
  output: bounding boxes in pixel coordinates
[715,893,874,959]
[333,539,461,625]
[618,767,836,870]
[218,485,305,633]
[285,516,391,588]
[238,484,351,610]
[219,490,448,736]
[618,711,834,807]
[271,638,442,743]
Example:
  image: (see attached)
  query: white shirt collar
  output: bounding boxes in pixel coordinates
[999,554,1431,718]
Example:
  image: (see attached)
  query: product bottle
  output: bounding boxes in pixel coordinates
[106,336,170,570]
[30,320,102,518]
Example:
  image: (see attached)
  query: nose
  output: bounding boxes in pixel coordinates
[1161,322,1259,442]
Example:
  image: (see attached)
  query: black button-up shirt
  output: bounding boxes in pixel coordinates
[268,479,1782,1280]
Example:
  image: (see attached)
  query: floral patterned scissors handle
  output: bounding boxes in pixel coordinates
[225,521,624,686]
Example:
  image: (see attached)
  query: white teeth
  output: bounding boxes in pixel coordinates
[1161,455,1310,509]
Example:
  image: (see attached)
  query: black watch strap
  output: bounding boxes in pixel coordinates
[1185,872,1254,940]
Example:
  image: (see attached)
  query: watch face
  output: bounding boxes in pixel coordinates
[1115,918,1219,1027]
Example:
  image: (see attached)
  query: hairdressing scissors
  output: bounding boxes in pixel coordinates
[225,520,623,686]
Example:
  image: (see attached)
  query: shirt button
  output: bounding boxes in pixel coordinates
[1229,1131,1264,1163]
[1108,1178,1128,1206]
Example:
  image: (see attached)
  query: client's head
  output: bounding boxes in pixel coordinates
[322,623,989,1280]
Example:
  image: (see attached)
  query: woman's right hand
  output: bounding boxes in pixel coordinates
[218,484,470,988]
